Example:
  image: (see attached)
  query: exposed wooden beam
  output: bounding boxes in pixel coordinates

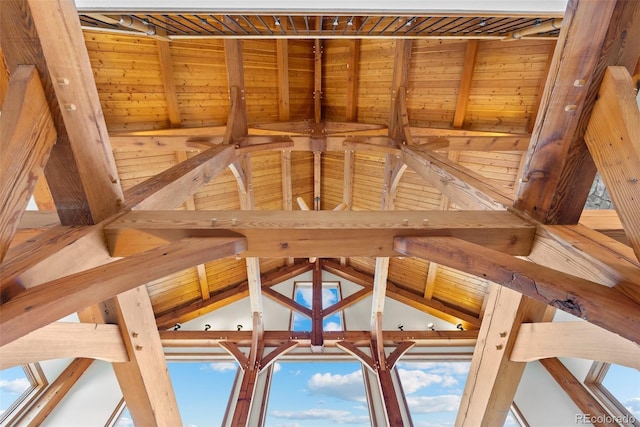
[109,132,530,153]
[259,341,298,372]
[220,341,249,369]
[157,283,250,330]
[276,38,290,121]
[313,31,322,124]
[456,284,548,426]
[343,149,355,208]
[96,286,182,427]
[311,260,324,350]
[0,65,56,262]
[0,0,119,224]
[579,210,627,245]
[19,358,94,427]
[322,260,481,330]
[125,145,237,210]
[0,236,246,346]
[345,40,360,122]
[540,358,615,427]
[161,330,478,349]
[336,341,376,372]
[106,210,536,258]
[156,33,181,127]
[515,0,640,224]
[401,145,513,210]
[423,262,438,299]
[511,322,640,370]
[28,0,125,223]
[281,150,294,266]
[313,151,322,210]
[224,39,248,143]
[386,341,415,370]
[452,40,479,128]
[262,287,312,318]
[394,236,640,345]
[584,66,640,261]
[0,322,127,369]
[155,262,312,330]
[529,224,640,303]
[322,287,371,317]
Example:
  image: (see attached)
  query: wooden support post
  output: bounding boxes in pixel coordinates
[311,260,324,350]
[276,38,290,121]
[584,66,640,261]
[456,284,548,426]
[224,39,248,143]
[452,40,479,129]
[282,150,294,265]
[313,34,322,124]
[156,32,181,128]
[0,65,56,262]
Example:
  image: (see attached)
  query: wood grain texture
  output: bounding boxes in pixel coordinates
[0,236,246,346]
[0,65,56,261]
[105,210,535,258]
[585,67,640,261]
[394,236,640,345]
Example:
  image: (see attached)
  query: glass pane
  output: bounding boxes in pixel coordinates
[0,365,33,421]
[265,361,370,426]
[168,361,238,426]
[292,283,343,332]
[397,361,470,426]
[114,408,132,426]
[602,364,640,420]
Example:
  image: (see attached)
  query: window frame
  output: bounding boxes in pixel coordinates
[0,363,48,426]
[584,362,640,427]
[290,280,345,331]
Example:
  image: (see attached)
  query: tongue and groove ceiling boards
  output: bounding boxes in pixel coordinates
[1,0,640,426]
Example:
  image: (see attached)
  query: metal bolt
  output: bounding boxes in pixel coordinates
[135,345,143,351]
[64,104,77,111]
[57,77,70,85]
[132,332,139,338]
[564,104,577,112]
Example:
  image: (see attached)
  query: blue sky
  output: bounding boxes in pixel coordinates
[1,360,639,426]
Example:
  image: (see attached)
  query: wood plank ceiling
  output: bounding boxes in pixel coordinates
[4,13,561,327]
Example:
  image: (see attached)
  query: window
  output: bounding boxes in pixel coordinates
[0,364,47,425]
[265,361,370,426]
[396,360,470,426]
[291,281,344,332]
[585,362,640,426]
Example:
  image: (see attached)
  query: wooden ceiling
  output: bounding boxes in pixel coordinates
[1,0,639,425]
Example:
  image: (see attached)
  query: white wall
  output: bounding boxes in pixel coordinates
[42,361,122,427]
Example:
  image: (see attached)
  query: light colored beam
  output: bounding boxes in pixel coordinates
[0,237,246,346]
[105,210,536,258]
[276,38,290,121]
[401,145,512,210]
[156,31,181,127]
[452,40,479,128]
[0,65,56,262]
[584,66,640,261]
[456,284,548,426]
[511,322,640,370]
[0,322,127,369]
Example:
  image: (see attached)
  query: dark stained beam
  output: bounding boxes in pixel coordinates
[394,236,640,345]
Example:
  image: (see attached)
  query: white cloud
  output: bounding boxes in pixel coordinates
[405,395,461,414]
[414,421,455,427]
[397,369,448,394]
[625,397,640,417]
[274,362,282,373]
[307,371,366,402]
[274,423,302,427]
[296,288,338,309]
[270,408,368,424]
[206,362,238,372]
[324,321,342,331]
[0,378,30,394]
[398,361,470,376]
[115,416,134,426]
